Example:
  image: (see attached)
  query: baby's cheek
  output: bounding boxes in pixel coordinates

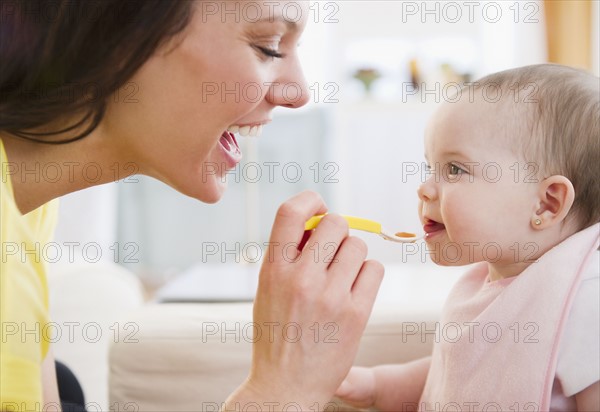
[443,193,483,239]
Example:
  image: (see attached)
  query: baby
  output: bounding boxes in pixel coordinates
[336,64,599,411]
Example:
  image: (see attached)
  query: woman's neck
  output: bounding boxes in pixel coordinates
[1,131,125,214]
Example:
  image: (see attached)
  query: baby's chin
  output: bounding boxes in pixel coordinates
[429,257,474,267]
[424,242,479,267]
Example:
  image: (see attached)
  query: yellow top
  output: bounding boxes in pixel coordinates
[0,139,58,407]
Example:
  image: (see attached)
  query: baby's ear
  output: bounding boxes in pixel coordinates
[532,175,575,229]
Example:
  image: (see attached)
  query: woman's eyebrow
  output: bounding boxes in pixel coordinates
[254,16,298,31]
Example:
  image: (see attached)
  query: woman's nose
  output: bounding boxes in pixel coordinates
[266,56,310,109]
[417,178,437,202]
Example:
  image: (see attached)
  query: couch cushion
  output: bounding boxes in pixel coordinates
[109,264,464,410]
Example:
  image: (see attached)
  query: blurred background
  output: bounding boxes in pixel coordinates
[52,0,599,297]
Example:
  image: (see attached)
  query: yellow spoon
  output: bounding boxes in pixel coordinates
[304,214,422,243]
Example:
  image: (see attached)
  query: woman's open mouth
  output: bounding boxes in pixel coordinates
[218,130,242,168]
[227,124,264,137]
[423,218,446,239]
[219,122,268,168]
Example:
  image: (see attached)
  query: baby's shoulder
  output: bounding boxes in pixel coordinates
[569,249,599,324]
[556,251,599,396]
[581,249,599,281]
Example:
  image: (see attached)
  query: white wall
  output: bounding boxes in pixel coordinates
[54,1,582,273]
[53,184,118,264]
[323,0,549,263]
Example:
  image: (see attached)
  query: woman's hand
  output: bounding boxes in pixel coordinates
[224,191,384,411]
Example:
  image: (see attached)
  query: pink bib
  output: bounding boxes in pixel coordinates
[420,224,600,411]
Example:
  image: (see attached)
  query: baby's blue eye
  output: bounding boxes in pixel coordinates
[448,164,464,175]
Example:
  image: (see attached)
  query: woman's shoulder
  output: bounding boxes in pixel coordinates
[1,139,59,240]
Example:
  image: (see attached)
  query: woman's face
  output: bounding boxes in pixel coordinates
[102,1,310,202]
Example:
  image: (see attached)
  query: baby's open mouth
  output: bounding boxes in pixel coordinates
[423,219,446,236]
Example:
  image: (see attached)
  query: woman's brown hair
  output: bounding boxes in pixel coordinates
[0,0,194,144]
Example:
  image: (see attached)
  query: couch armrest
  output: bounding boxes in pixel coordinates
[48,261,144,410]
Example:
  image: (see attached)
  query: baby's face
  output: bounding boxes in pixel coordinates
[417,96,540,267]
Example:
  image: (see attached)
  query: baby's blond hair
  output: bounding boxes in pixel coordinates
[471,64,599,230]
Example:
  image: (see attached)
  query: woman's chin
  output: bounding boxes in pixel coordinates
[176,176,228,204]
[199,190,226,204]
[196,180,228,204]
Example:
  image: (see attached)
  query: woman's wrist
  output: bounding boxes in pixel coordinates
[223,378,327,412]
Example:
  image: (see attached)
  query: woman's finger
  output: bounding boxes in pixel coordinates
[351,259,385,312]
[326,235,368,292]
[298,213,349,271]
[297,229,312,251]
[267,191,328,263]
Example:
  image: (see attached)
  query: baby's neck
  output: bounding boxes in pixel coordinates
[487,222,580,282]
[487,261,531,282]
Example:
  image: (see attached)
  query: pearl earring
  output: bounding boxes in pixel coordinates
[534,218,542,226]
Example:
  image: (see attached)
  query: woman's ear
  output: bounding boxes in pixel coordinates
[532,175,575,229]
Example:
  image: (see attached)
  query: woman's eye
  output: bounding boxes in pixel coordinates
[254,45,284,59]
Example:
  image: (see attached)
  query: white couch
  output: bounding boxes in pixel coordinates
[48,261,145,410]
[107,263,463,410]
[47,260,464,409]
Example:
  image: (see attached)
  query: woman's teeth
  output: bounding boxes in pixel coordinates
[227,124,263,137]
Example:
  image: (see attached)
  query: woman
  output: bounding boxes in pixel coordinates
[0,1,384,410]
